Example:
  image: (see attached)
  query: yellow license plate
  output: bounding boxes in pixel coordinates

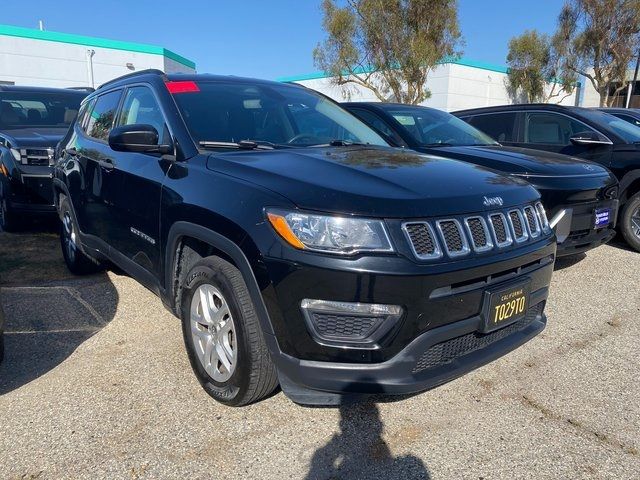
[482,281,531,333]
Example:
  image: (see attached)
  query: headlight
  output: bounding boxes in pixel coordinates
[9,148,21,162]
[266,209,393,254]
[535,202,551,233]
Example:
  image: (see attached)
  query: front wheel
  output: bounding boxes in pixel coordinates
[59,196,103,275]
[620,193,640,252]
[180,256,278,406]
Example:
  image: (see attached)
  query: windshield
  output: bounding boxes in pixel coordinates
[0,91,85,129]
[580,109,640,143]
[170,81,388,148]
[384,106,498,147]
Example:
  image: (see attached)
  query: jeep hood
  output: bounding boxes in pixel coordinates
[206,146,539,217]
[420,145,611,177]
[1,127,68,148]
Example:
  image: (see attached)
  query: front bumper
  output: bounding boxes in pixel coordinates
[4,164,55,212]
[549,199,618,256]
[259,235,555,402]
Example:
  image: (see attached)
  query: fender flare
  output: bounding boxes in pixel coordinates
[619,170,640,200]
[165,221,275,336]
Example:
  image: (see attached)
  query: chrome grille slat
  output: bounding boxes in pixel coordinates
[402,222,442,260]
[20,147,54,166]
[523,206,540,238]
[464,216,493,252]
[508,209,529,243]
[436,219,470,257]
[489,213,513,247]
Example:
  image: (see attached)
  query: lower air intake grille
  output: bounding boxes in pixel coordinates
[412,302,544,373]
[404,223,436,257]
[310,312,380,339]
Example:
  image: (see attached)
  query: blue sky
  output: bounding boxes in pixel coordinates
[3,0,564,79]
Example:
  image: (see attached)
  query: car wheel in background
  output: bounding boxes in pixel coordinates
[620,192,640,252]
[180,256,278,406]
[59,196,103,275]
[0,187,18,232]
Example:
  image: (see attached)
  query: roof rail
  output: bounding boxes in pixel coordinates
[66,86,95,92]
[98,69,166,90]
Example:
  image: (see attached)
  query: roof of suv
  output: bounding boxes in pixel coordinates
[97,69,301,92]
[0,84,89,95]
[452,103,588,117]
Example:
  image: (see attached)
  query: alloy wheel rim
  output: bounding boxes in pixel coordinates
[631,206,640,239]
[62,211,77,263]
[190,284,237,382]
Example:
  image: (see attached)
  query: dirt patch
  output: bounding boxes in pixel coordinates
[0,230,74,286]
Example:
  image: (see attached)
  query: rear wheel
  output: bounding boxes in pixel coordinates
[180,256,278,406]
[620,193,640,252]
[59,196,103,275]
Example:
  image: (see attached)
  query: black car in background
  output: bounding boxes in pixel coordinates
[54,70,555,406]
[345,102,618,257]
[0,85,87,230]
[596,108,640,128]
[453,104,640,252]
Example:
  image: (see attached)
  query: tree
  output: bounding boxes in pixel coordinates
[313,0,463,104]
[558,0,640,106]
[506,30,576,103]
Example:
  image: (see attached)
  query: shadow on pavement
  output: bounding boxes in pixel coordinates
[0,220,118,395]
[554,252,587,271]
[305,393,431,480]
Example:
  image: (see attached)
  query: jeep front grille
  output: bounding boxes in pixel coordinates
[19,147,54,166]
[403,202,548,261]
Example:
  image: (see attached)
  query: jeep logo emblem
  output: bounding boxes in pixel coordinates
[483,196,504,207]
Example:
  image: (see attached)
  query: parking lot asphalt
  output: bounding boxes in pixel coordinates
[0,229,638,480]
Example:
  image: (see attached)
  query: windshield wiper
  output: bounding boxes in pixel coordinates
[199,140,288,150]
[421,142,454,147]
[310,139,367,147]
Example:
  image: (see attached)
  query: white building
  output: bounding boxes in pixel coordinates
[278,58,580,111]
[0,24,195,89]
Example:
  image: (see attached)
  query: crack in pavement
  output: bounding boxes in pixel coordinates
[521,394,639,458]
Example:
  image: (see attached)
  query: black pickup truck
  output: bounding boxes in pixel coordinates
[0,85,87,230]
[54,70,555,406]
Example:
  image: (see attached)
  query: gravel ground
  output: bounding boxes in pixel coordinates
[0,231,638,480]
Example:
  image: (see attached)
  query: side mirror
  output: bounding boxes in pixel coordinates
[109,124,172,154]
[569,131,610,146]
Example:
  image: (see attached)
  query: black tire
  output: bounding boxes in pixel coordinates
[0,186,18,232]
[59,196,103,275]
[620,192,640,252]
[180,256,278,406]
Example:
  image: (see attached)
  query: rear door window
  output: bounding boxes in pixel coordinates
[466,112,517,143]
[86,90,122,142]
[524,112,597,145]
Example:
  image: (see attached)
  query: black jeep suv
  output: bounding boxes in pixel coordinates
[344,102,619,257]
[0,85,88,230]
[454,104,640,252]
[54,70,555,406]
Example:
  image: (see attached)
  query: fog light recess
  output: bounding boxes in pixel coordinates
[300,299,403,348]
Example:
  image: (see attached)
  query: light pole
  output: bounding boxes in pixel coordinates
[625,49,640,108]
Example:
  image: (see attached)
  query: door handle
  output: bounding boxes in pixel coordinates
[64,147,77,157]
[99,159,115,171]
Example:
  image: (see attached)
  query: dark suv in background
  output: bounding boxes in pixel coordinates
[454,104,640,252]
[55,70,555,406]
[345,102,618,257]
[0,85,87,230]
